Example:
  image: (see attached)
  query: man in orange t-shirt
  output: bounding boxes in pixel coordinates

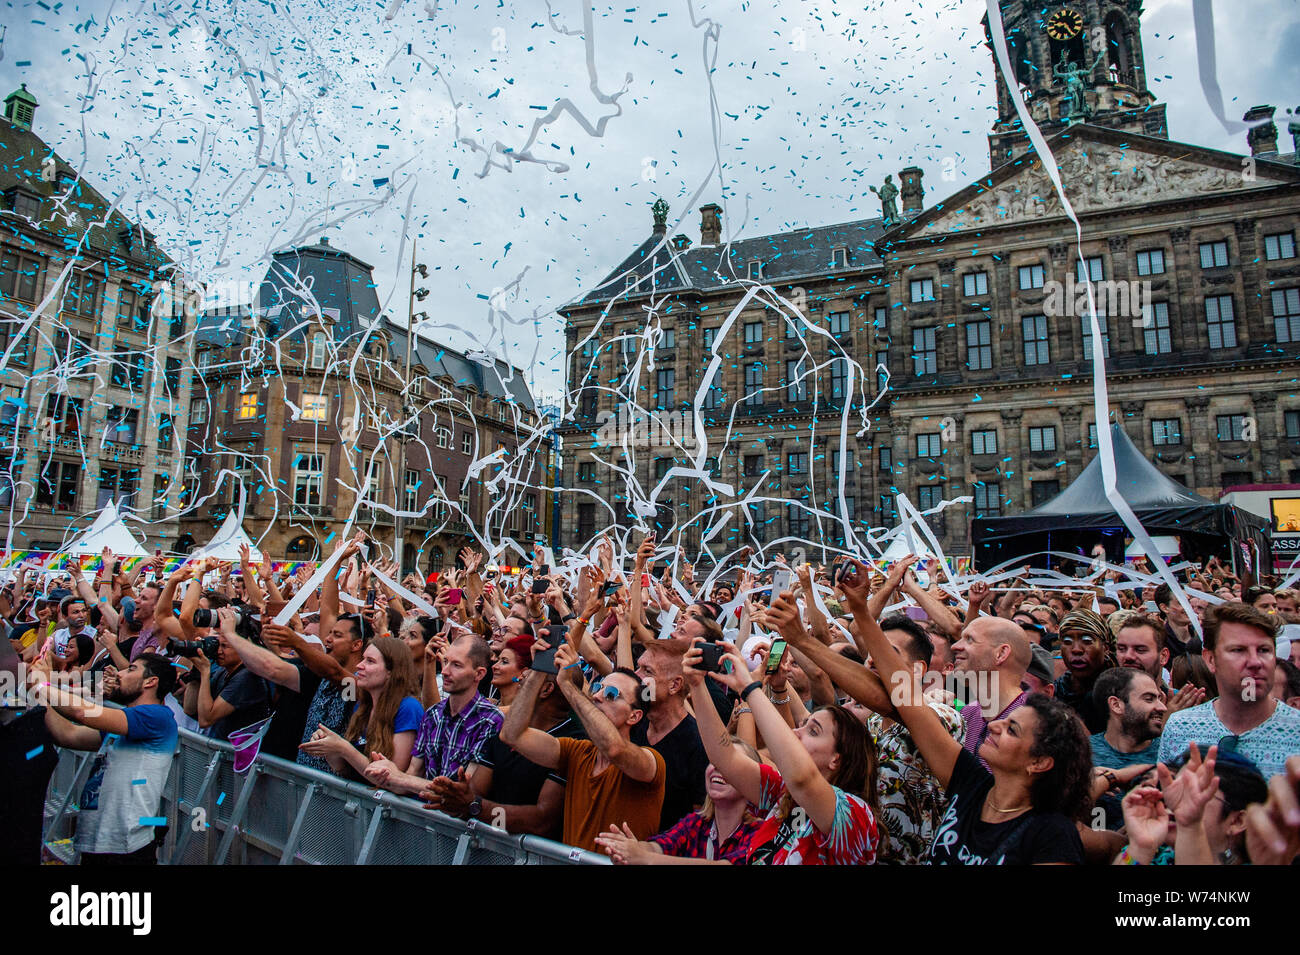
[501,644,665,851]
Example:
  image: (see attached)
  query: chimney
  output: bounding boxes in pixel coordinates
[900,166,925,217]
[1244,105,1279,157]
[699,203,722,245]
[671,234,691,251]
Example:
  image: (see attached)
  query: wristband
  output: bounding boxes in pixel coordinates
[1116,847,1142,865]
[562,613,577,623]
[741,681,764,701]
[576,616,589,627]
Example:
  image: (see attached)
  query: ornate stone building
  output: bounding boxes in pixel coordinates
[183,238,548,572]
[0,85,196,552]
[557,1,1300,561]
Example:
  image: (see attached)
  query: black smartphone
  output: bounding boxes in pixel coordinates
[531,644,560,674]
[366,588,376,607]
[766,639,788,674]
[531,576,550,595]
[697,642,724,674]
[831,562,853,586]
[600,580,622,598]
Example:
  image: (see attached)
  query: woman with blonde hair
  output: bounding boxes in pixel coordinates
[299,636,423,781]
[596,737,764,864]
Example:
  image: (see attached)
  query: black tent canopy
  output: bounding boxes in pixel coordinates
[972,423,1272,572]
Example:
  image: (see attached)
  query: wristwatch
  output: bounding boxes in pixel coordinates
[468,796,482,818]
[561,613,577,623]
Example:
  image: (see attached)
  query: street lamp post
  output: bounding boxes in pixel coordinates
[395,241,429,575]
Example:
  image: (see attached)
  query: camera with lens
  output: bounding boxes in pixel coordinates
[172,635,220,659]
[192,607,244,630]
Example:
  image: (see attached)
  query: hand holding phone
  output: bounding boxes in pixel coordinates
[765,638,788,675]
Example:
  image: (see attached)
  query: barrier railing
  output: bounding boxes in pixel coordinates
[43,728,609,866]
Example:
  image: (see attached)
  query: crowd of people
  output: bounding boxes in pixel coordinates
[3,534,1300,866]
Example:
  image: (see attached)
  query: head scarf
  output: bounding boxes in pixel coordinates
[1059,606,1116,665]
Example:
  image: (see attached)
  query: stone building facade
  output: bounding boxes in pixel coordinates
[182,239,548,573]
[557,1,1300,560]
[0,84,195,552]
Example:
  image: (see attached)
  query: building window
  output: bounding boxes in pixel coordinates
[916,433,941,458]
[829,357,848,399]
[965,320,993,371]
[461,431,472,454]
[1029,426,1057,453]
[1265,232,1297,262]
[786,359,807,402]
[655,368,675,408]
[107,407,140,445]
[1081,313,1110,361]
[1018,264,1045,290]
[436,427,452,449]
[157,413,175,450]
[743,455,763,478]
[879,493,896,522]
[151,474,168,520]
[1031,480,1060,506]
[828,311,850,337]
[745,362,764,407]
[973,482,1001,517]
[62,271,102,319]
[875,350,889,391]
[310,332,327,369]
[831,247,848,268]
[787,508,810,539]
[1199,241,1229,269]
[190,400,207,425]
[1136,249,1166,276]
[917,485,942,510]
[747,260,764,281]
[164,357,182,393]
[293,453,325,507]
[1221,471,1254,488]
[963,271,989,297]
[912,327,937,376]
[115,287,147,329]
[1206,296,1237,349]
[1285,410,1300,439]
[1272,289,1300,343]
[701,327,717,351]
[1088,423,1098,449]
[1075,256,1104,283]
[238,392,259,420]
[44,395,85,437]
[1152,419,1182,446]
[909,278,935,303]
[878,446,892,471]
[971,429,997,455]
[36,460,80,511]
[97,466,138,510]
[1216,414,1249,442]
[661,328,676,349]
[744,321,763,344]
[303,394,328,421]
[874,306,888,329]
[654,458,671,480]
[1144,302,1172,355]
[578,461,596,483]
[0,250,43,302]
[787,451,808,475]
[1022,315,1050,365]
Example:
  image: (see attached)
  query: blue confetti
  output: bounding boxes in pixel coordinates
[132,778,147,785]
[217,792,226,805]
[25,745,44,760]
[139,816,167,826]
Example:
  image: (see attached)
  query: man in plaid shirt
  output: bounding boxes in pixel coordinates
[363,636,502,794]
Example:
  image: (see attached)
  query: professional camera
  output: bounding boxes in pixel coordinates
[192,607,244,630]
[171,635,220,659]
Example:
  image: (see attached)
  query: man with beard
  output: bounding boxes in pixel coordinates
[1053,608,1113,734]
[40,653,178,864]
[1089,667,1166,832]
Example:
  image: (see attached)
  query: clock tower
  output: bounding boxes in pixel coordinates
[982,1,1168,169]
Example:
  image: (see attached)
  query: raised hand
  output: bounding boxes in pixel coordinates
[1157,743,1220,827]
[1121,786,1170,862]
[1244,755,1300,866]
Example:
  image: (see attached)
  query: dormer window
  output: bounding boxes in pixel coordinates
[831,248,848,268]
[625,274,639,292]
[747,260,764,281]
[4,186,40,219]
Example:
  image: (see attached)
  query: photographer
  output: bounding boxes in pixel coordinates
[183,607,273,742]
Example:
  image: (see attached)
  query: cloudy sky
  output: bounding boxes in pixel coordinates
[3,0,1297,402]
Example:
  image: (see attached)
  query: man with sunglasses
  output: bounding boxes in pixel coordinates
[500,641,665,852]
[1158,602,1300,778]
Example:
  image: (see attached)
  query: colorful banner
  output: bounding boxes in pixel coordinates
[0,553,317,577]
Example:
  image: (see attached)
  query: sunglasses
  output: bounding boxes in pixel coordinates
[590,681,622,702]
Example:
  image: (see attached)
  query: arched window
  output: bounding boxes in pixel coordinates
[1105,14,1134,87]
[309,333,327,370]
[287,535,319,559]
[428,548,445,571]
[175,534,196,554]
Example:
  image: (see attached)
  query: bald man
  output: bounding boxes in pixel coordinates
[951,616,1033,770]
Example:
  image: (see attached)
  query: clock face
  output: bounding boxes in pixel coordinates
[1047,8,1084,40]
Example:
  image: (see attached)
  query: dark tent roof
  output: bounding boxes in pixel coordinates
[972,423,1271,571]
[1023,422,1219,517]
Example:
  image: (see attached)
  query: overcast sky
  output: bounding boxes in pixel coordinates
[3,0,1297,402]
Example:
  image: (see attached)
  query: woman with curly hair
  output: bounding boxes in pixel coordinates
[837,558,1093,864]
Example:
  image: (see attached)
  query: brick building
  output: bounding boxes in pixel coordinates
[557,1,1300,560]
[182,238,548,572]
[0,84,195,552]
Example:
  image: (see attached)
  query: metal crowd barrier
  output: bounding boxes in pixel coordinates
[43,728,609,866]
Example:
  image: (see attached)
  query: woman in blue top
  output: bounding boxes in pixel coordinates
[299,636,422,780]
